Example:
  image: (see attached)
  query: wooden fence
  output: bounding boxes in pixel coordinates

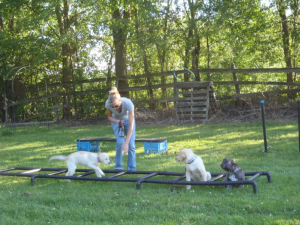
[3,67,300,122]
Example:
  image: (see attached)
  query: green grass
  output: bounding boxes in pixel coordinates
[0,122,299,225]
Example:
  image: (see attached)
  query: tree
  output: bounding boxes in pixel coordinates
[155,0,172,108]
[290,0,299,81]
[276,0,293,83]
[110,1,130,98]
[37,0,97,119]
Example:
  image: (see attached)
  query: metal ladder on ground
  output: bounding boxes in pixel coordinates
[0,167,272,193]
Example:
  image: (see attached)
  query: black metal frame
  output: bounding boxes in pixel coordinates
[0,167,272,193]
[77,138,168,143]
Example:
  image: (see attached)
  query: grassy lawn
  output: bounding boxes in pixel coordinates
[0,121,299,225]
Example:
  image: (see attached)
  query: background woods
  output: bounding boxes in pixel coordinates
[1,0,300,123]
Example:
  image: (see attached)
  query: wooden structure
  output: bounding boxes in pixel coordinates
[175,81,217,124]
[2,67,300,123]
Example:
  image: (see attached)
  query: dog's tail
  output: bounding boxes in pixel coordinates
[206,171,212,181]
[49,155,67,161]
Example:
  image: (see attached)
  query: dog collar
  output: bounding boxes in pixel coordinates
[187,154,197,164]
[98,153,101,162]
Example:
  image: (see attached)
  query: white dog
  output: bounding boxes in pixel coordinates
[175,148,211,189]
[49,151,111,182]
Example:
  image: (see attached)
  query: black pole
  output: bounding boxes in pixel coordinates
[298,100,300,153]
[11,78,16,134]
[261,100,268,152]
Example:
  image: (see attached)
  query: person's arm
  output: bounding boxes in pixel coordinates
[122,110,134,155]
[106,109,121,124]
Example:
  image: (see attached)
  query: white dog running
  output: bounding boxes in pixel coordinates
[175,148,211,189]
[49,151,111,182]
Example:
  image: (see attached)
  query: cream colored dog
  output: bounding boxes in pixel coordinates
[49,151,111,182]
[175,148,211,189]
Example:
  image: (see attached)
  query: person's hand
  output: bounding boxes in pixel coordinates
[122,143,129,155]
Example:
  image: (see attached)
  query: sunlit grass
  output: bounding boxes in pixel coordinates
[0,122,300,225]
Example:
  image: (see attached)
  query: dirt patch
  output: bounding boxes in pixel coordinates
[207,98,298,124]
[207,104,298,124]
[52,108,178,127]
[53,117,109,127]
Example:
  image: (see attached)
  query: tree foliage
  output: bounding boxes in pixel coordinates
[0,0,299,121]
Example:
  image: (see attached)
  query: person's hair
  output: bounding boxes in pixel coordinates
[108,87,121,104]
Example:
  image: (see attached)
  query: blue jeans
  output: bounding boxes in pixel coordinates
[111,120,136,171]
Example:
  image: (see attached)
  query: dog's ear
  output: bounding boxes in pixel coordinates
[187,148,193,156]
[220,158,231,171]
[220,158,227,167]
[180,150,187,160]
[232,161,238,167]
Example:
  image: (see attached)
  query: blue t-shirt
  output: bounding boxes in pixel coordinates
[105,97,134,121]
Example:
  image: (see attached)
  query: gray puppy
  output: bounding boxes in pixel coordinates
[220,158,245,189]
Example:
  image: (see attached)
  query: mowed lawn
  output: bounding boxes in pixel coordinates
[0,121,299,225]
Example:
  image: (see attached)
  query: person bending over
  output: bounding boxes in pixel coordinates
[105,87,136,171]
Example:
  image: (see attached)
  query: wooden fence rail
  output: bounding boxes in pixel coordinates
[8,67,300,96]
[8,81,300,107]
[3,68,300,122]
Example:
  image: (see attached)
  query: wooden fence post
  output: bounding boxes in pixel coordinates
[55,86,59,121]
[4,87,7,122]
[232,63,240,95]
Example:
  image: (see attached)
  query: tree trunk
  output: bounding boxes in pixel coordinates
[155,0,171,109]
[192,39,201,81]
[189,0,201,81]
[156,43,168,108]
[292,0,299,81]
[55,0,73,120]
[143,53,155,110]
[61,43,73,120]
[106,44,114,88]
[207,34,210,80]
[184,28,193,82]
[0,12,3,29]
[112,8,129,98]
[76,50,84,118]
[276,0,293,83]
[134,9,155,109]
